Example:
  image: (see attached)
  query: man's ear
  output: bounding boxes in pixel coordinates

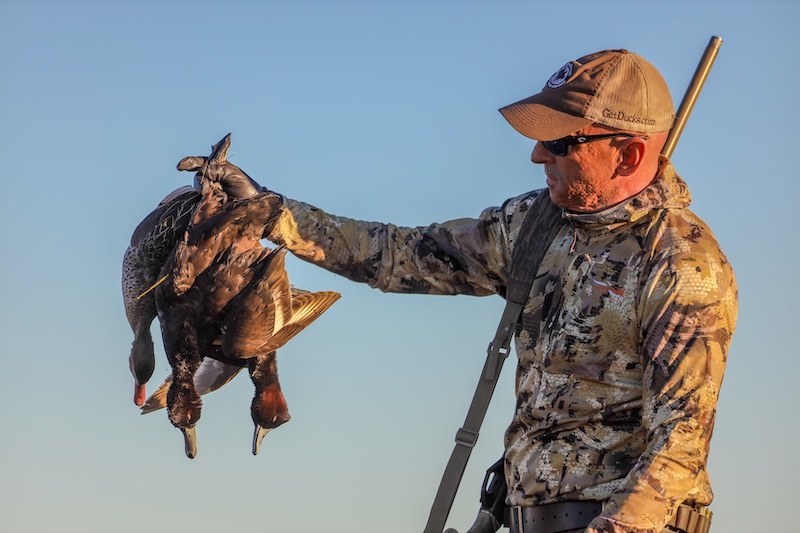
[616,138,646,176]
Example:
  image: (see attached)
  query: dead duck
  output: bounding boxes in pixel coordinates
[222,248,341,454]
[153,135,340,458]
[122,186,200,406]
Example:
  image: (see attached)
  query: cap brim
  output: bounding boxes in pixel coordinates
[499,101,592,141]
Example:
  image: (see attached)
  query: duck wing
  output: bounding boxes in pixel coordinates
[129,186,199,249]
[123,185,200,335]
[259,290,342,354]
[194,358,246,396]
[201,247,264,318]
[219,247,288,359]
[221,246,341,358]
[260,252,341,352]
[167,193,283,297]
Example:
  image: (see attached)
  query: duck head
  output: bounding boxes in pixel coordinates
[167,379,203,459]
[129,327,156,406]
[249,352,291,455]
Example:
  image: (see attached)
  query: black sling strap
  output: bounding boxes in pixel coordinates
[423,191,565,533]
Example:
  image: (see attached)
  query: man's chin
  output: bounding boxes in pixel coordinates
[544,184,562,206]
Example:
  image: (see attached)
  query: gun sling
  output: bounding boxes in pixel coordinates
[423,192,565,533]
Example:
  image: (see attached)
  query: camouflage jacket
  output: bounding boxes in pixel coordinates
[266,161,738,533]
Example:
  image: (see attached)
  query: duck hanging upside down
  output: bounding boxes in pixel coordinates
[122,134,340,458]
[122,185,200,407]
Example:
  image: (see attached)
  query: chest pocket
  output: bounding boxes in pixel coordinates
[575,253,629,314]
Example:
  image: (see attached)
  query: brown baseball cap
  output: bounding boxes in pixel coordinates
[499,49,675,141]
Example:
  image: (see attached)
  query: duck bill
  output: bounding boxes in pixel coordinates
[252,424,272,455]
[181,427,198,459]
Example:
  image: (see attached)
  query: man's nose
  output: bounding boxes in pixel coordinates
[531,142,552,164]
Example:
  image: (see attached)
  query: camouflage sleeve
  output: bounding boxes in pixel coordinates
[588,218,738,533]
[265,196,515,296]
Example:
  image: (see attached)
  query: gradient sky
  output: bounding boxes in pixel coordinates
[2,1,798,532]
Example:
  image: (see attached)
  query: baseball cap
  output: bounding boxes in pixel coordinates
[499,49,675,141]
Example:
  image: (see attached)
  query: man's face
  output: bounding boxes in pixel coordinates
[531,125,629,212]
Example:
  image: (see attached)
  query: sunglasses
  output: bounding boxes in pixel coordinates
[542,133,648,156]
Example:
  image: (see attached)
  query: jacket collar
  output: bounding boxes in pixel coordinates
[562,158,691,229]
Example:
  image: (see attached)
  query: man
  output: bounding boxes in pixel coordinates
[218,49,738,533]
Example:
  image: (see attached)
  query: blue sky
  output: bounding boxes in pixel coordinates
[1,1,798,532]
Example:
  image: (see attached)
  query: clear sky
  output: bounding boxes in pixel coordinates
[1,1,797,532]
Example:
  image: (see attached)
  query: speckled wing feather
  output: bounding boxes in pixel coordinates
[123,187,200,327]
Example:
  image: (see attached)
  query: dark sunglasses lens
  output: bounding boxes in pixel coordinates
[543,139,567,156]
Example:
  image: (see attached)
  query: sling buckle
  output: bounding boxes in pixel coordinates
[455,427,479,448]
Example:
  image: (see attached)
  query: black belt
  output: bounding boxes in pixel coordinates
[507,501,712,533]
[507,500,603,533]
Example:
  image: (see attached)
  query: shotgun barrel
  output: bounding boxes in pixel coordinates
[661,36,723,159]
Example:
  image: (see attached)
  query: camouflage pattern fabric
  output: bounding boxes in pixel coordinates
[265,160,738,533]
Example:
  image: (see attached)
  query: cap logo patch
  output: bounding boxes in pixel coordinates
[547,62,573,88]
